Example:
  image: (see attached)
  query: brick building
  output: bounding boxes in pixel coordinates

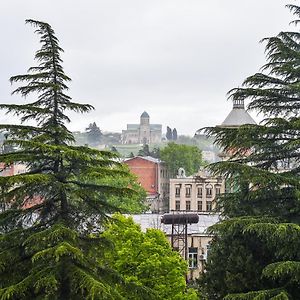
[0,162,42,209]
[124,156,169,212]
[0,162,28,177]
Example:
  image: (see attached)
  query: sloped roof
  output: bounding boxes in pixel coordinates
[150,124,162,130]
[127,124,140,130]
[141,111,150,118]
[130,213,221,234]
[220,100,256,127]
[221,108,256,126]
[124,156,162,164]
[125,124,162,131]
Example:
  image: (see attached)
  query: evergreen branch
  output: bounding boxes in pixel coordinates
[224,288,289,300]
[263,261,300,282]
[69,265,124,300]
[66,180,134,196]
[0,104,51,116]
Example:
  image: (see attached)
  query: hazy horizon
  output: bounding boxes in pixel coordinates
[0,1,293,135]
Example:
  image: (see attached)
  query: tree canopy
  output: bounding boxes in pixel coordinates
[101,169,147,213]
[0,19,146,299]
[160,142,204,176]
[137,144,151,156]
[85,122,103,146]
[101,214,198,300]
[200,4,300,299]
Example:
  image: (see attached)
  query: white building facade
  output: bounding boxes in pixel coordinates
[169,169,225,212]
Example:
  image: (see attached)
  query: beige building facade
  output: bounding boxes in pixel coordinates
[169,168,225,212]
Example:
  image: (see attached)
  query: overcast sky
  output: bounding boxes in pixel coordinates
[0,0,294,135]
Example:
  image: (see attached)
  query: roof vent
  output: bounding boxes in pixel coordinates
[233,99,244,109]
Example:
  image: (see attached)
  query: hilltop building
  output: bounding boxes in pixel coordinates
[121,111,162,145]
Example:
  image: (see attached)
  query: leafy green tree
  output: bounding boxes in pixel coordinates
[101,169,147,213]
[138,144,150,156]
[110,145,118,153]
[199,218,277,299]
[101,214,199,300]
[0,20,146,299]
[160,142,204,177]
[150,146,160,159]
[85,121,102,146]
[201,4,300,299]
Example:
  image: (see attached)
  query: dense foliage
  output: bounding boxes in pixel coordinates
[101,214,198,300]
[136,144,160,158]
[160,142,204,176]
[0,20,147,299]
[85,122,103,146]
[200,3,300,299]
[101,171,147,213]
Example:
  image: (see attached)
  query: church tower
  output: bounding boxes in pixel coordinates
[140,111,150,126]
[139,111,150,144]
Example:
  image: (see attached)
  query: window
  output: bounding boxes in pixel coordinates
[188,247,198,269]
[185,186,191,198]
[206,201,212,211]
[197,201,202,211]
[197,187,202,198]
[175,186,180,197]
[186,200,191,211]
[206,185,213,198]
[215,186,221,195]
[175,200,180,210]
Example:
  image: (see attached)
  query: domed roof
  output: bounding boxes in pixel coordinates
[220,100,256,127]
[140,111,149,118]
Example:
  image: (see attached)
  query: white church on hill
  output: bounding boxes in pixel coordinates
[121,111,162,145]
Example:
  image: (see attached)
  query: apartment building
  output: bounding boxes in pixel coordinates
[169,168,224,212]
